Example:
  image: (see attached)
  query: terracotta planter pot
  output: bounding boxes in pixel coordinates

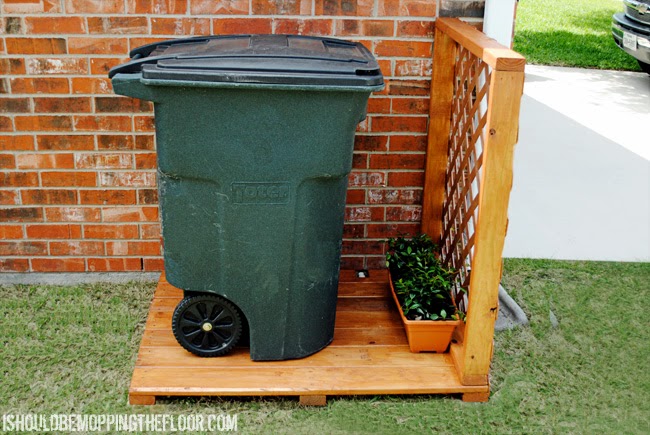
[389,271,461,353]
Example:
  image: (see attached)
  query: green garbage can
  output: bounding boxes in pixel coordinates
[109,34,384,361]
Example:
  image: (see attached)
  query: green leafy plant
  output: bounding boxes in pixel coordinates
[386,234,461,321]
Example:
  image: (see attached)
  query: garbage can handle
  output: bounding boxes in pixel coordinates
[109,35,253,78]
[127,34,363,59]
[111,73,158,102]
[129,35,238,58]
[108,54,177,78]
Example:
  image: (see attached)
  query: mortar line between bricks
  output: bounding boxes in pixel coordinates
[3,156,156,160]
[3,133,429,137]
[8,113,430,118]
[7,14,479,23]
[6,14,440,20]
[6,129,427,135]
[0,132,156,134]
[5,35,438,42]
[356,132,428,136]
[7,109,430,114]
[1,132,428,136]
[11,113,150,116]
[2,91,433,96]
[2,170,421,174]
[6,186,421,191]
[8,188,156,192]
[2,167,419,170]
[4,71,431,76]
[20,239,162,243]
[8,55,437,60]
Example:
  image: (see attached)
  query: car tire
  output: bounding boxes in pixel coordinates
[639,60,650,75]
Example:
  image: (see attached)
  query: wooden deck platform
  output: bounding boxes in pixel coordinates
[129,270,489,405]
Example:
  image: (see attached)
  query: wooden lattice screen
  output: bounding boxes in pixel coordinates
[421,18,525,386]
[441,45,491,313]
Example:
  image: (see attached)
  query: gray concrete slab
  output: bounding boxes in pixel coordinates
[0,272,160,285]
[503,65,650,262]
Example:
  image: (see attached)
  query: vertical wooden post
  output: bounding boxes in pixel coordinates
[299,395,327,406]
[420,27,457,241]
[458,69,525,385]
[129,394,156,406]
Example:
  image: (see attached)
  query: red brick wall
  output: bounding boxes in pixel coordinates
[0,0,485,273]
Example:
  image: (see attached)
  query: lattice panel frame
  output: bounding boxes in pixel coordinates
[440,46,492,313]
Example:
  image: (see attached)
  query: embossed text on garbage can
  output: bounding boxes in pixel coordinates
[231,182,290,205]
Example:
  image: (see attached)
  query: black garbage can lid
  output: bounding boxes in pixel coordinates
[109,34,383,87]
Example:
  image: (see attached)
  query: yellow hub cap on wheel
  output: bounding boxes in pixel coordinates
[201,322,213,332]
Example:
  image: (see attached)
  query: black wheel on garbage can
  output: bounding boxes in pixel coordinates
[172,294,242,357]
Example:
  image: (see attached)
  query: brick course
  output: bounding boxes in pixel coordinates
[0,0,485,272]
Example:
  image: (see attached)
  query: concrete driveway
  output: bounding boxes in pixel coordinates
[503,65,650,262]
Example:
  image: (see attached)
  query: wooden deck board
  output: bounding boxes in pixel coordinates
[148,294,393,312]
[135,346,456,368]
[129,272,488,404]
[139,326,409,348]
[130,366,485,396]
[144,308,402,331]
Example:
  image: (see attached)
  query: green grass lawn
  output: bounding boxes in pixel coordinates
[1,260,649,433]
[514,0,642,71]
